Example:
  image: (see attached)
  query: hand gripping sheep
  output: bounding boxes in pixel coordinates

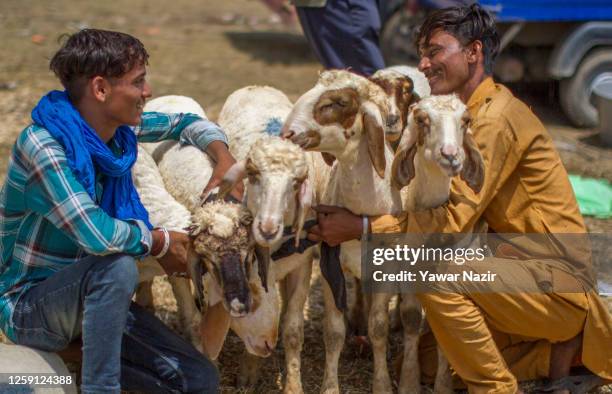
[281,70,484,394]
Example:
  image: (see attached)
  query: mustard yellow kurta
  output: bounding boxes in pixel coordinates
[372,78,612,391]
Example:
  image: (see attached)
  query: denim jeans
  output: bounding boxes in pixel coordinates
[10,254,218,393]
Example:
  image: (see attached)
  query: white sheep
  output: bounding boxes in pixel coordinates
[132,145,201,348]
[282,70,484,394]
[216,86,330,392]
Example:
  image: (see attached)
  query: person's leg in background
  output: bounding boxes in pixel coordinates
[296,0,386,76]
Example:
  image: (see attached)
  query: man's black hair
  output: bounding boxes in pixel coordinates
[416,3,500,74]
[49,28,149,102]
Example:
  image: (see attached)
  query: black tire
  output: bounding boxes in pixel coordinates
[380,9,423,65]
[560,48,612,128]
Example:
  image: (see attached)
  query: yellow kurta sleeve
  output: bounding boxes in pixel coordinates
[371,116,521,234]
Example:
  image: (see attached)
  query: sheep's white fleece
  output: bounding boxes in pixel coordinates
[219,85,293,162]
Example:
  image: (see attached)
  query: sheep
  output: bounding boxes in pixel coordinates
[389,94,485,394]
[281,70,484,394]
[370,65,430,142]
[132,144,201,348]
[216,86,331,392]
[385,65,431,99]
[139,95,206,162]
[136,96,278,360]
[133,143,272,357]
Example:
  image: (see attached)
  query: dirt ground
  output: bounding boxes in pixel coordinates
[0,0,611,393]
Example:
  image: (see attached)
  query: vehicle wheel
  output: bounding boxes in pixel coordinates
[560,48,612,128]
[380,8,423,65]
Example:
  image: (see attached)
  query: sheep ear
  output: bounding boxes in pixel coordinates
[460,129,485,193]
[390,118,419,189]
[362,102,386,178]
[254,245,270,293]
[199,301,231,360]
[321,152,336,167]
[293,179,313,248]
[218,160,247,200]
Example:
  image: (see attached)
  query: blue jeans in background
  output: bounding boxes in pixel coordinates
[10,254,218,394]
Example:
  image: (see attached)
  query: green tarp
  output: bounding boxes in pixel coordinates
[569,175,612,219]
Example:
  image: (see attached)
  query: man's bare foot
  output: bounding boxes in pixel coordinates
[548,333,583,394]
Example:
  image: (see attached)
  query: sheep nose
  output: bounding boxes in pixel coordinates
[229,299,248,317]
[280,129,295,140]
[440,145,458,161]
[258,222,280,240]
[386,114,399,127]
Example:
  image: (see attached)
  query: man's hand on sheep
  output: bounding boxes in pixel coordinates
[201,141,244,202]
[152,229,190,276]
[307,205,364,247]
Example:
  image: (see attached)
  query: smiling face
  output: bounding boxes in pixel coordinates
[418,30,472,96]
[104,63,152,126]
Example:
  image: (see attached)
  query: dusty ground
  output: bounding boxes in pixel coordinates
[0,0,610,393]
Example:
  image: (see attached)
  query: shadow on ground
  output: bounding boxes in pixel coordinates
[224,31,316,65]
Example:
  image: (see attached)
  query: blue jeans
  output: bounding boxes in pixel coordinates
[10,254,218,394]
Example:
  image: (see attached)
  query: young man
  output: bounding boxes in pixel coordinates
[0,29,239,393]
[307,4,612,393]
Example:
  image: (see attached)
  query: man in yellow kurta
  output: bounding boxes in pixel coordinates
[308,4,612,393]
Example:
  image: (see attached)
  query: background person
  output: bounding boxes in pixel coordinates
[293,0,386,76]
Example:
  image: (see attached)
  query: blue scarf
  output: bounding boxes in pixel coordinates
[32,90,153,229]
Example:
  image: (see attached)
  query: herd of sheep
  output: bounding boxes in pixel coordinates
[132,67,485,394]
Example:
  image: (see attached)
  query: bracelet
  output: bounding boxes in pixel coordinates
[152,227,170,259]
[362,215,369,240]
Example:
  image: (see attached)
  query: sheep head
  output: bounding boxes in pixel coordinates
[188,201,257,317]
[219,136,312,248]
[391,94,485,193]
[281,70,391,179]
[201,265,279,359]
[370,69,419,141]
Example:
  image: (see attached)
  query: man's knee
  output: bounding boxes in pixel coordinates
[85,254,139,296]
[184,356,219,393]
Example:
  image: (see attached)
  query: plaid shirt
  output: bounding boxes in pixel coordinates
[0,111,228,340]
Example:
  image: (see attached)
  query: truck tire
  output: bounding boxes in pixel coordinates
[380,8,422,65]
[560,48,612,128]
